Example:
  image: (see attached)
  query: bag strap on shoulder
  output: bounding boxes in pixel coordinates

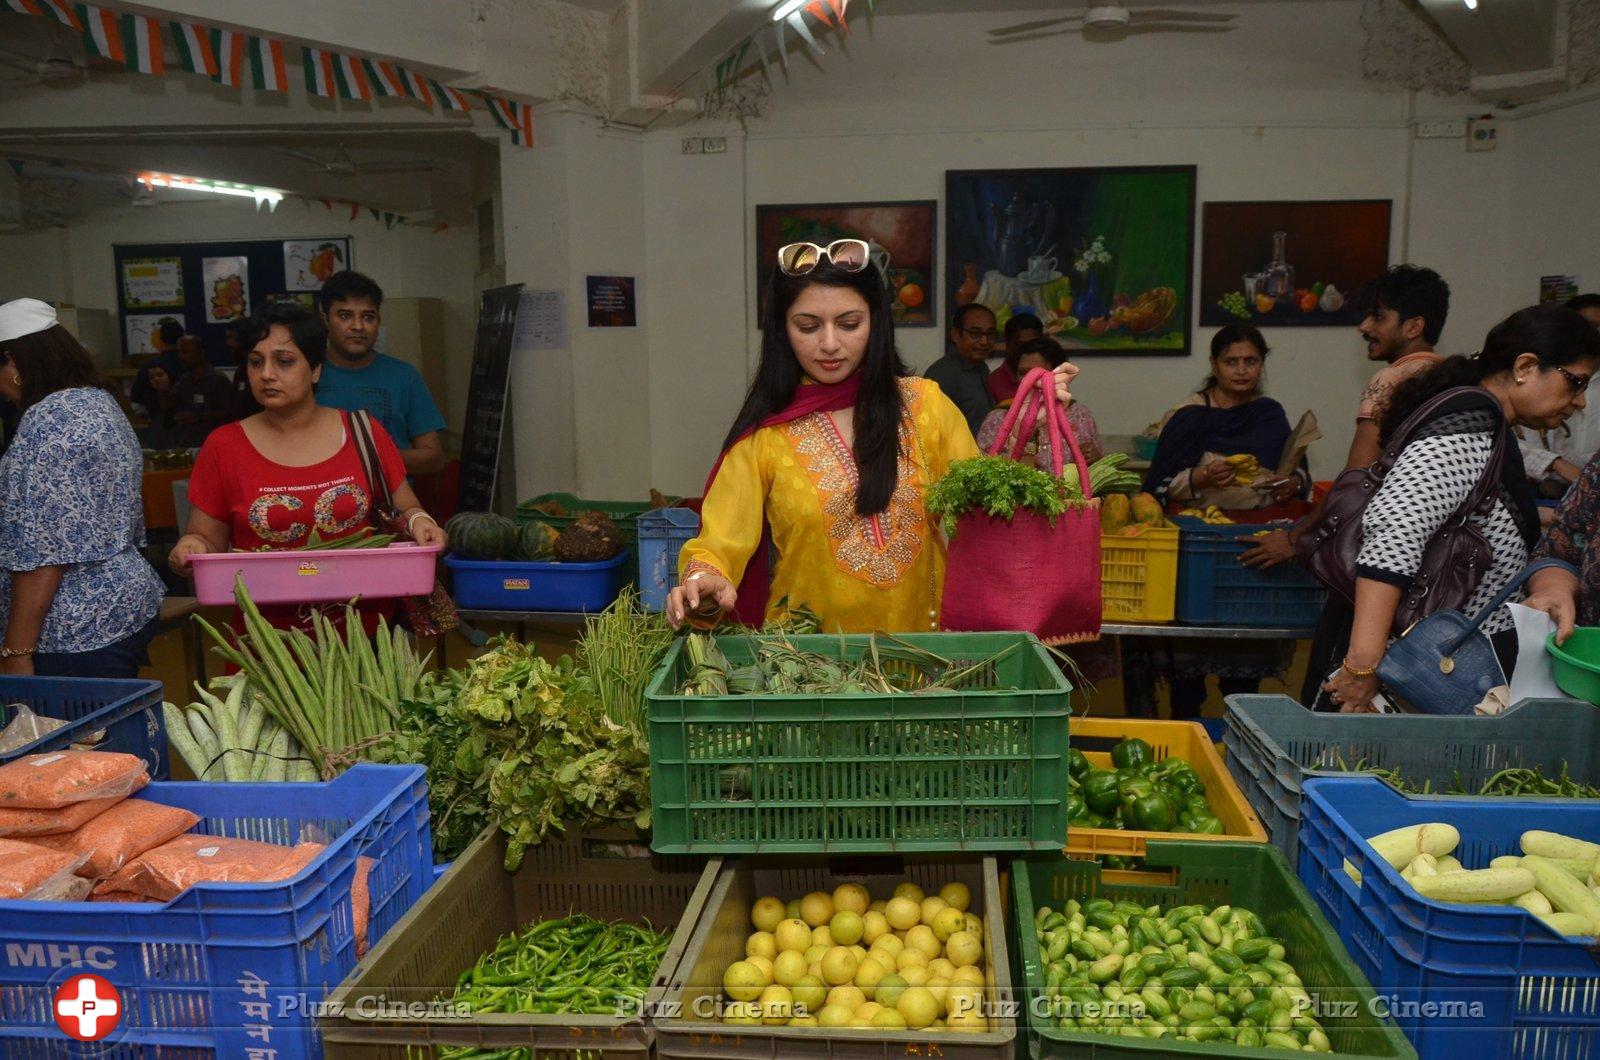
[348,410,397,517]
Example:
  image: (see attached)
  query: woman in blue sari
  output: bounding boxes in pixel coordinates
[1139,325,1309,718]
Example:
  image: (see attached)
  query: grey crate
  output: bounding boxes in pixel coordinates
[1224,693,1600,867]
[656,855,1014,1060]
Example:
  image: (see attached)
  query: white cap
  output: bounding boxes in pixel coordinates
[0,298,57,344]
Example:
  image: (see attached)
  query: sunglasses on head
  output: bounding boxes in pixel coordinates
[777,239,870,277]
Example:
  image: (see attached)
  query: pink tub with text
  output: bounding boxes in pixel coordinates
[189,543,443,606]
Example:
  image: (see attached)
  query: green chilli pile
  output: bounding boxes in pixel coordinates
[441,914,672,1021]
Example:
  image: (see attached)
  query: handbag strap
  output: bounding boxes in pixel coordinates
[348,410,398,520]
[1442,557,1579,652]
[987,367,1095,498]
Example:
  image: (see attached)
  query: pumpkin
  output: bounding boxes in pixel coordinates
[445,511,520,561]
[515,520,560,561]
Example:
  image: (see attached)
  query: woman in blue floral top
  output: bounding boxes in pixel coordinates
[0,299,163,678]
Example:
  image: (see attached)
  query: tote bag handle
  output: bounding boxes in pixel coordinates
[985,366,1096,498]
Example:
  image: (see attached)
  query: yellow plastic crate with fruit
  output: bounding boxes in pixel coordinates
[1099,490,1179,623]
[656,857,1015,1059]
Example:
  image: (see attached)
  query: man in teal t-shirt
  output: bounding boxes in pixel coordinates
[316,271,447,475]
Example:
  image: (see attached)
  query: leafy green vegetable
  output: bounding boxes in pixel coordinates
[925,452,1141,537]
[380,634,653,870]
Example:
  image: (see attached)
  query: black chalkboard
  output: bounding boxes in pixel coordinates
[457,284,524,513]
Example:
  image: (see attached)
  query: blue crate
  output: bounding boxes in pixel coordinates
[0,675,166,779]
[1175,518,1327,626]
[1298,775,1600,1060]
[444,551,630,612]
[637,508,699,611]
[0,764,431,1059]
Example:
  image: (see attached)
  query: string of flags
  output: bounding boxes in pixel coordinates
[713,0,867,94]
[0,2,538,147]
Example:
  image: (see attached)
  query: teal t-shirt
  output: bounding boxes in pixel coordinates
[317,353,445,445]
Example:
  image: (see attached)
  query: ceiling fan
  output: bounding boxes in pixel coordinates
[280,144,434,177]
[0,42,85,88]
[989,4,1236,43]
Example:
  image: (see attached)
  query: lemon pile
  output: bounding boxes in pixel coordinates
[718,880,989,1033]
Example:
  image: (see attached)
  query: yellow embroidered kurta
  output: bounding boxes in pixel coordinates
[681,377,979,633]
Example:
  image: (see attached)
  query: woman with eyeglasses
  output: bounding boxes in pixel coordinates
[1323,304,1600,713]
[665,239,1077,633]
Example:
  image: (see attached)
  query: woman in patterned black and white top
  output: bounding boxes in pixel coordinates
[1323,305,1600,713]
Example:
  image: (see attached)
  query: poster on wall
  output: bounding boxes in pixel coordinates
[945,167,1196,356]
[1199,200,1391,327]
[120,257,184,308]
[585,275,639,328]
[1540,275,1580,304]
[755,200,937,328]
[124,312,182,356]
[202,256,250,323]
[283,238,350,291]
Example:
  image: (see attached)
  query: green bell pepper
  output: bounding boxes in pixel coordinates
[1082,770,1122,815]
[1066,793,1087,821]
[1131,791,1175,831]
[1110,737,1154,771]
[1068,748,1090,778]
[1189,815,1226,835]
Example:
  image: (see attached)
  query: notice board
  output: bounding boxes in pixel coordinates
[457,283,525,513]
[113,236,353,363]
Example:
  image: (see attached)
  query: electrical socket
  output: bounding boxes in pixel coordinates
[1467,116,1499,152]
[1415,119,1466,139]
[703,137,727,154]
[681,137,704,155]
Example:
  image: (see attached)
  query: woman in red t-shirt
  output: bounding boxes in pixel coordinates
[169,302,447,628]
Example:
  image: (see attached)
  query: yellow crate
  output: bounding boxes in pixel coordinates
[1067,716,1267,883]
[1100,524,1178,623]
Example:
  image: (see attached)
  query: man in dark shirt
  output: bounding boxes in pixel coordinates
[925,303,998,436]
[167,335,233,446]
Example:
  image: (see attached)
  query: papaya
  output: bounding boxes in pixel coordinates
[1100,493,1132,532]
[1130,492,1164,526]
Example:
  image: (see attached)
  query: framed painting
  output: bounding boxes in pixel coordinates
[945,166,1196,356]
[755,200,937,327]
[1199,200,1392,327]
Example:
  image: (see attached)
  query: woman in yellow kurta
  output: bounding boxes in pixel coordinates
[666,239,1077,633]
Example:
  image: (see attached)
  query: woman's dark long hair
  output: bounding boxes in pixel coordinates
[0,324,110,410]
[1380,304,1600,441]
[724,260,908,516]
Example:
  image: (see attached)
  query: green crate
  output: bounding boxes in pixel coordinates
[645,631,1071,854]
[1011,841,1416,1059]
[515,492,681,547]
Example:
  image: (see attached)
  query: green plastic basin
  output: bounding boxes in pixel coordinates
[1547,627,1600,705]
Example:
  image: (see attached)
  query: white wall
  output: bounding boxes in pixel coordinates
[0,198,480,432]
[1507,93,1600,305]
[629,0,1545,492]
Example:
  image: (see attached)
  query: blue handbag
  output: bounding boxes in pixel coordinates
[1377,558,1577,715]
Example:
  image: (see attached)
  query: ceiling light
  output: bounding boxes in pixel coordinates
[772,0,808,21]
[137,172,283,209]
[1463,0,1477,9]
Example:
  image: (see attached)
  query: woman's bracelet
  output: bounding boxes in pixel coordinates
[1341,658,1378,678]
[0,645,37,659]
[406,510,437,535]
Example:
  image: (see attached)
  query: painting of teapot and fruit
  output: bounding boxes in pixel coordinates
[945,166,1196,355]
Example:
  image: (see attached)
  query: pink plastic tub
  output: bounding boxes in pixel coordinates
[188,543,443,606]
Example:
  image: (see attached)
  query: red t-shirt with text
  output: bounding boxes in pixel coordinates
[188,413,406,550]
[187,413,408,633]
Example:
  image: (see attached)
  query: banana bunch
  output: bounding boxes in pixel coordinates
[1224,453,1261,485]
[1176,505,1236,525]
